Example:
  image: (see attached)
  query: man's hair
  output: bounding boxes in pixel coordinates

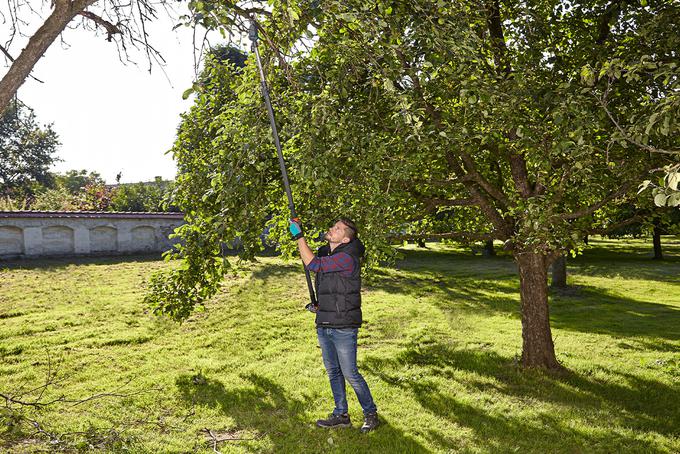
[337,217,358,241]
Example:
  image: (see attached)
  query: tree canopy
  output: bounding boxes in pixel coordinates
[147,0,680,369]
[0,100,60,197]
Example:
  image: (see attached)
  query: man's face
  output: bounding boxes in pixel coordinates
[325,221,351,244]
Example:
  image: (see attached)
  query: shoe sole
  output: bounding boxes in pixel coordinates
[360,423,379,433]
[316,423,352,428]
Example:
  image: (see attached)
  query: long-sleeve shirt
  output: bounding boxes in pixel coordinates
[306,252,355,277]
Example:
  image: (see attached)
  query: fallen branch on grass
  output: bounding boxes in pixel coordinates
[202,428,267,453]
[1,351,166,450]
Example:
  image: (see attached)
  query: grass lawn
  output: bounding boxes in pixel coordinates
[0,237,678,453]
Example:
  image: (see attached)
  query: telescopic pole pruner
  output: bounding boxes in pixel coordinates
[249,18,318,312]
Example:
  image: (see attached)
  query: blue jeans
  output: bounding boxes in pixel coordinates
[317,327,377,416]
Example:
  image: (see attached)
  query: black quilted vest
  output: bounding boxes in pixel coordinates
[314,239,364,328]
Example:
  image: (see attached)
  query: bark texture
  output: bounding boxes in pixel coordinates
[0,0,96,112]
[516,252,562,369]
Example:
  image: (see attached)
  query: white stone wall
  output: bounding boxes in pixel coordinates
[0,212,184,259]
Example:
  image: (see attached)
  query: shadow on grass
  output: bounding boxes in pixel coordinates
[363,341,679,452]
[0,254,164,270]
[550,285,680,344]
[569,256,680,283]
[244,248,679,344]
[366,257,680,343]
[175,372,428,453]
[248,262,302,283]
[569,239,680,283]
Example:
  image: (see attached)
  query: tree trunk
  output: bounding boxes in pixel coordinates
[652,221,663,260]
[550,255,567,288]
[515,252,562,370]
[417,238,427,248]
[0,0,95,112]
[583,235,589,245]
[482,239,495,257]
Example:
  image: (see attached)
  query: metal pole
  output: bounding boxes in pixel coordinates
[249,19,318,311]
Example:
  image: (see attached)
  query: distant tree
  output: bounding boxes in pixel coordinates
[80,181,116,211]
[605,201,680,260]
[0,100,59,197]
[31,187,79,211]
[109,177,175,212]
[53,169,105,195]
[0,194,28,210]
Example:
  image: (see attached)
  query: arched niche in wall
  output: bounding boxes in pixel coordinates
[131,226,156,252]
[42,225,75,255]
[89,226,118,253]
[0,226,24,256]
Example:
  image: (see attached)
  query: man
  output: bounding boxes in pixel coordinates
[289,217,379,433]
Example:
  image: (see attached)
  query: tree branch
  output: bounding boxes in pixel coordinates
[0,392,49,408]
[390,231,497,242]
[597,94,679,155]
[0,43,44,83]
[229,4,273,19]
[588,214,645,235]
[507,152,533,198]
[446,152,513,238]
[394,48,441,126]
[428,197,477,207]
[557,182,632,220]
[485,0,510,76]
[460,151,512,207]
[78,10,122,41]
[0,0,96,111]
[595,0,624,45]
[420,197,478,214]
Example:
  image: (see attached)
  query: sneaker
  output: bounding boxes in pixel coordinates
[360,412,379,433]
[316,413,351,428]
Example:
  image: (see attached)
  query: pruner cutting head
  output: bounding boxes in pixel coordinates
[249,18,259,46]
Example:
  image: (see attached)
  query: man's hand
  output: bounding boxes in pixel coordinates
[289,218,304,240]
[290,218,314,265]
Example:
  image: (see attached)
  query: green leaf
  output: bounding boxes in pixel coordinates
[288,7,300,21]
[580,65,596,86]
[668,172,680,191]
[182,87,195,100]
[645,112,659,135]
[638,180,651,194]
[667,192,680,207]
[661,114,670,136]
[654,193,668,207]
